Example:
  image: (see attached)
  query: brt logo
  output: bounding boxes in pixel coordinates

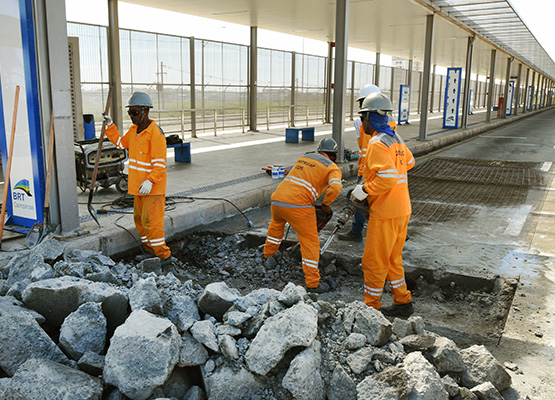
[13,179,32,200]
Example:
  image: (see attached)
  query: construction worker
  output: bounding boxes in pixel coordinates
[351,92,414,317]
[103,92,176,266]
[263,138,343,293]
[339,84,397,242]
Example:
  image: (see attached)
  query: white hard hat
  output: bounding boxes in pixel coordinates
[357,84,381,101]
[359,92,393,115]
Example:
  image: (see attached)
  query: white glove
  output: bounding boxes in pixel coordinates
[102,113,113,127]
[139,179,153,195]
[351,184,368,201]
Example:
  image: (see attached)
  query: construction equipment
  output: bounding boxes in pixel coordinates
[319,206,355,255]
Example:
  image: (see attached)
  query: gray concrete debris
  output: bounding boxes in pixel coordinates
[470,381,504,400]
[21,276,128,327]
[347,346,374,374]
[0,312,69,376]
[427,336,466,373]
[138,257,162,275]
[77,351,105,376]
[178,332,209,367]
[152,367,196,400]
[29,237,64,261]
[198,281,241,320]
[6,278,30,300]
[327,365,357,400]
[219,334,239,360]
[403,351,449,399]
[103,310,180,400]
[59,302,107,360]
[282,340,325,400]
[0,295,45,323]
[458,387,480,399]
[442,374,461,397]
[224,310,251,327]
[343,332,367,350]
[373,366,413,399]
[184,385,206,400]
[129,276,163,314]
[460,344,512,392]
[7,253,50,287]
[190,319,219,352]
[204,365,265,400]
[400,334,437,353]
[3,358,102,400]
[357,375,399,400]
[65,249,116,267]
[245,302,318,376]
[278,282,305,306]
[392,317,413,338]
[408,315,426,334]
[234,287,281,312]
[344,301,392,347]
[163,293,200,332]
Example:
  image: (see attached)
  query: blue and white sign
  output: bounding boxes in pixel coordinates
[398,85,410,125]
[0,0,45,228]
[443,67,462,129]
[506,80,515,116]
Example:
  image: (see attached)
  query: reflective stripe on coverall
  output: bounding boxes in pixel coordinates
[263,152,342,288]
[106,120,171,259]
[356,119,397,177]
[361,131,414,309]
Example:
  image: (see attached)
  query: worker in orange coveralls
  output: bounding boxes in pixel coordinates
[103,92,175,266]
[339,83,397,242]
[350,92,415,317]
[264,138,343,293]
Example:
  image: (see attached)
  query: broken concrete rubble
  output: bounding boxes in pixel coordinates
[0,238,519,399]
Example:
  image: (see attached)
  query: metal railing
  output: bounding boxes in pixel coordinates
[151,107,246,139]
[265,104,325,130]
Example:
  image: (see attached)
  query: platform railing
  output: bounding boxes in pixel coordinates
[266,104,320,130]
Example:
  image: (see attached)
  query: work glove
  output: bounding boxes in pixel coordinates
[351,184,368,201]
[139,179,153,195]
[102,113,113,127]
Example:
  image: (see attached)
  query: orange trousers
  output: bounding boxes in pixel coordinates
[264,205,321,288]
[362,215,411,309]
[134,194,171,260]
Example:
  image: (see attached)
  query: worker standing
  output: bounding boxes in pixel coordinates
[263,138,343,293]
[339,84,397,242]
[351,92,414,317]
[103,92,175,266]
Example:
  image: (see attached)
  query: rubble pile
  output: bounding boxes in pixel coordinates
[0,238,515,400]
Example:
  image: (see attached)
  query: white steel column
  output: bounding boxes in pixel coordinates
[325,42,333,123]
[486,49,497,122]
[189,37,197,137]
[249,26,258,131]
[430,64,436,113]
[107,0,123,127]
[291,51,296,126]
[332,0,349,162]
[418,14,434,141]
[514,63,522,116]
[374,52,381,86]
[461,36,474,128]
[523,67,530,113]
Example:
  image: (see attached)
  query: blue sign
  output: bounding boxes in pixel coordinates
[506,81,515,116]
[443,67,462,129]
[398,85,410,125]
[0,0,45,228]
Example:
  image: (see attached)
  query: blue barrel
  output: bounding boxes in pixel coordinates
[83,114,95,140]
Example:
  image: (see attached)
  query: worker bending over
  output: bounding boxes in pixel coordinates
[351,92,414,317]
[339,83,397,243]
[264,138,343,293]
[103,92,175,266]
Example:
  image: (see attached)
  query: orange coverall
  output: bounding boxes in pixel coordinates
[361,130,414,309]
[356,119,397,177]
[264,153,342,288]
[106,121,171,260]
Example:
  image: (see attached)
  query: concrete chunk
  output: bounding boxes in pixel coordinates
[59,302,107,360]
[460,345,512,392]
[198,282,241,320]
[403,352,449,399]
[129,276,163,314]
[327,365,357,400]
[427,336,465,373]
[282,340,325,400]
[178,332,209,367]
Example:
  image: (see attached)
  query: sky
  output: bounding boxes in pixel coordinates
[64,0,555,63]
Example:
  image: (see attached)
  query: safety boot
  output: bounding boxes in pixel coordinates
[160,256,177,266]
[307,281,330,294]
[380,302,414,318]
[338,231,363,242]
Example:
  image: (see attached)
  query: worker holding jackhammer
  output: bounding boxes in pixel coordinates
[351,92,414,317]
[103,92,176,266]
[339,83,397,243]
[263,138,343,293]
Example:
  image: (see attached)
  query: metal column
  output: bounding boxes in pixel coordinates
[325,42,333,123]
[374,52,381,86]
[291,52,296,126]
[523,67,530,113]
[502,57,512,119]
[514,63,522,116]
[350,61,355,120]
[189,37,197,138]
[249,26,258,131]
[530,71,536,110]
[461,36,474,128]
[33,0,80,234]
[430,64,436,113]
[486,49,497,123]
[107,0,123,127]
[331,0,349,162]
[418,14,434,141]
[407,59,413,88]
